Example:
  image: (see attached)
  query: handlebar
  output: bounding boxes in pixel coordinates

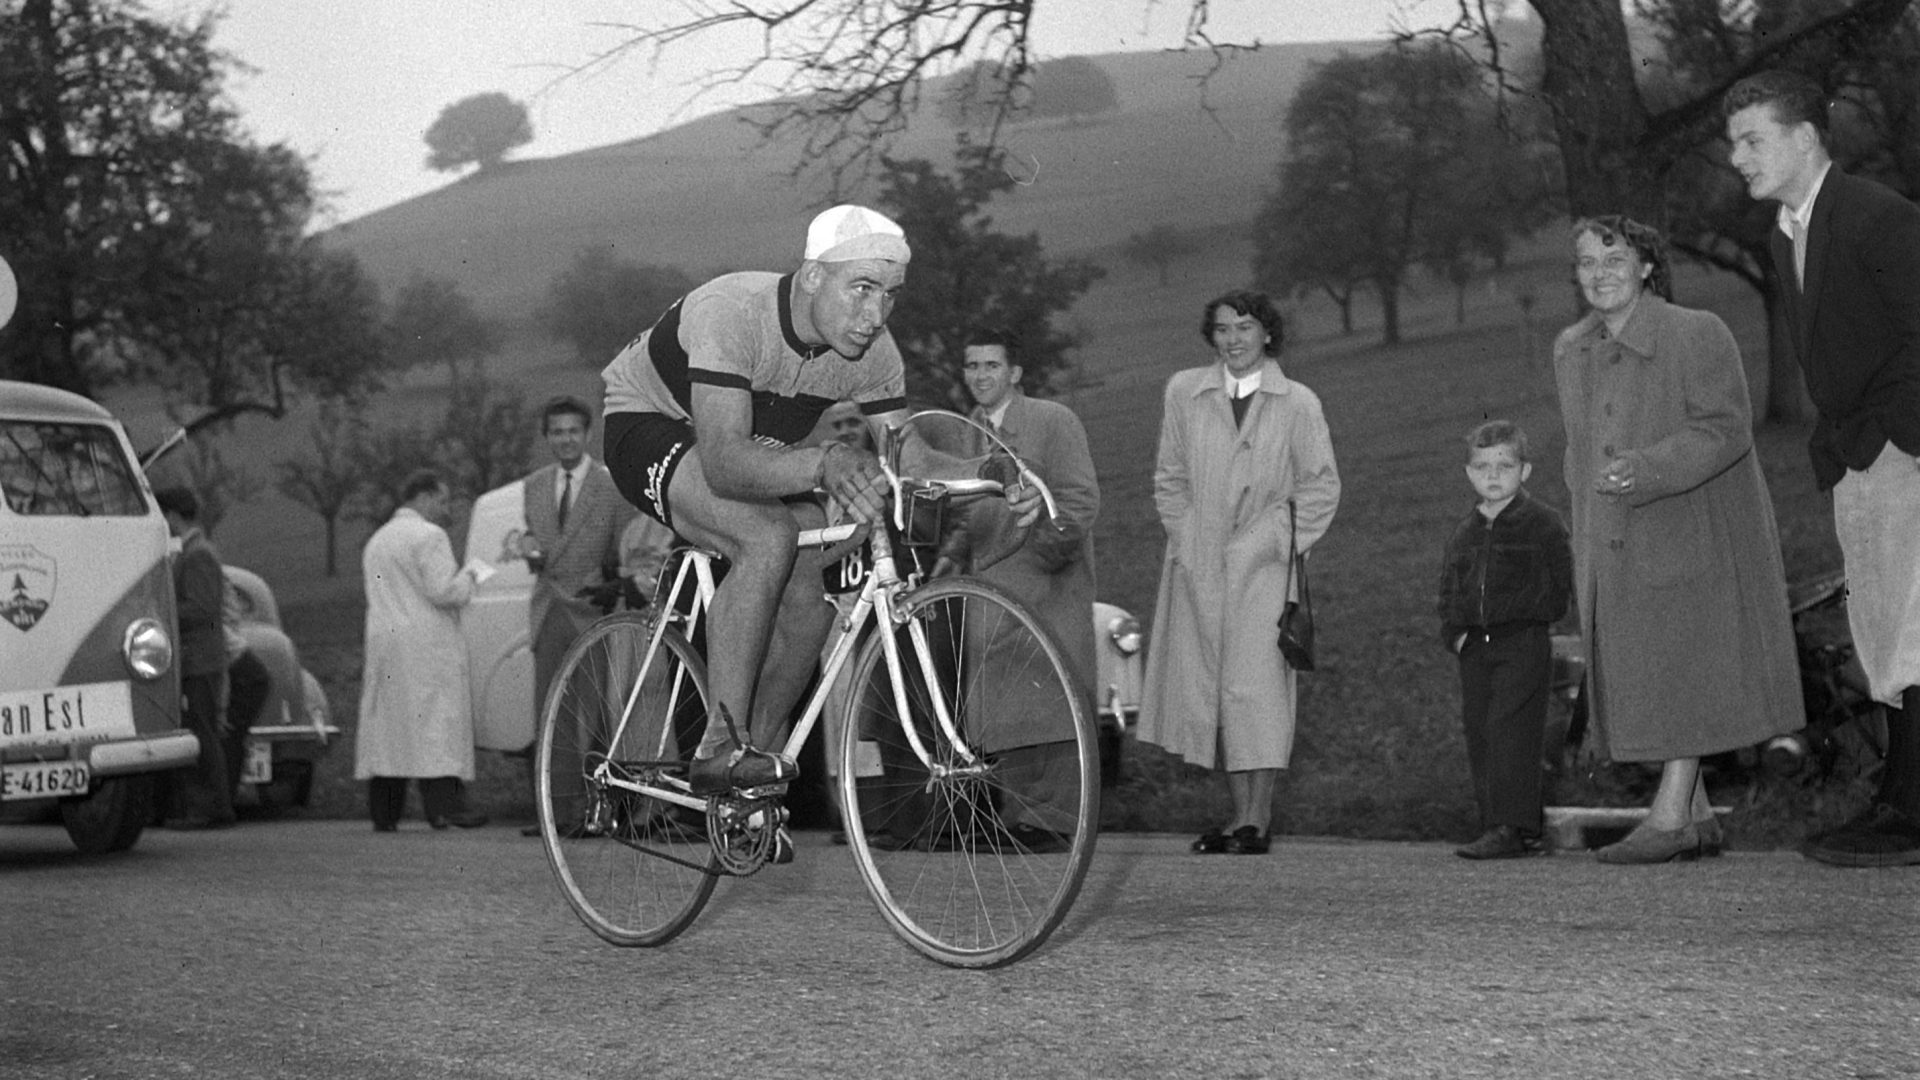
[799,409,1059,551]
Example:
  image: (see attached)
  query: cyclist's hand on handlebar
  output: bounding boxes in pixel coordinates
[820,442,888,523]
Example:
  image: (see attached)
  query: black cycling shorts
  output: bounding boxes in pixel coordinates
[603,412,693,532]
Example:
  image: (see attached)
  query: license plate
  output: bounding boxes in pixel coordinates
[0,681,137,751]
[240,738,273,785]
[1,760,91,801]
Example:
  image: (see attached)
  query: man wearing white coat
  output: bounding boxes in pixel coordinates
[355,470,488,831]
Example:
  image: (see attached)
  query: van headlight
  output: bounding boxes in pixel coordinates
[124,618,174,679]
[1106,613,1142,656]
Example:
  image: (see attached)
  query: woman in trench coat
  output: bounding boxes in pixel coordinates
[1137,290,1341,855]
[1553,216,1800,863]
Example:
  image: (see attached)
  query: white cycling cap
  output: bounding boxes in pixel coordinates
[804,204,911,264]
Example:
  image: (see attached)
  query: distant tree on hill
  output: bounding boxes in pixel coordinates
[276,400,365,577]
[165,439,262,538]
[2,1,390,422]
[425,92,533,174]
[1254,43,1537,345]
[938,55,1119,128]
[1253,187,1370,336]
[1032,56,1120,120]
[385,273,503,384]
[876,138,1105,409]
[1121,225,1200,287]
[536,247,695,364]
[436,378,537,497]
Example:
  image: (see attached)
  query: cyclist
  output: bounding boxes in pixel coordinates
[600,204,1037,798]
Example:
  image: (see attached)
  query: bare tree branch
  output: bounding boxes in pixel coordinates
[565,1,1257,183]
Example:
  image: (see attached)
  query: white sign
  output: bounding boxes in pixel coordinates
[0,680,137,750]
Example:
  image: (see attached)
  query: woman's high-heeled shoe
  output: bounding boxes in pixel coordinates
[1693,813,1726,857]
[1595,820,1701,864]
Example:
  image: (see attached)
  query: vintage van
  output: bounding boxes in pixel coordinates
[0,379,200,853]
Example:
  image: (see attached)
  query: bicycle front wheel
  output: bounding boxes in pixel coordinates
[839,577,1098,968]
[537,611,718,946]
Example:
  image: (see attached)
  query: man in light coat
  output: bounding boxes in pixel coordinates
[934,331,1100,851]
[355,471,487,831]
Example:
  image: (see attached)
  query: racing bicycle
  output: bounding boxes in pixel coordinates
[532,411,1099,968]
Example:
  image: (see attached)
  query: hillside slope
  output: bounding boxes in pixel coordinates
[324,42,1371,319]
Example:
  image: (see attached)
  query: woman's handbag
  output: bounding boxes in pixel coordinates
[1277,501,1316,671]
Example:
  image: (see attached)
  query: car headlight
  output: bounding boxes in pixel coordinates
[1106,613,1142,656]
[124,618,175,679]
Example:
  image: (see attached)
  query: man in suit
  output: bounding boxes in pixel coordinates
[517,396,667,834]
[155,487,233,829]
[1727,70,1920,867]
[932,330,1101,852]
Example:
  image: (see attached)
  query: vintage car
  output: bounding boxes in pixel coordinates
[458,477,1146,783]
[0,378,200,853]
[224,565,338,810]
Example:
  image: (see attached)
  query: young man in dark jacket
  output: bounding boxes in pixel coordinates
[1437,421,1574,859]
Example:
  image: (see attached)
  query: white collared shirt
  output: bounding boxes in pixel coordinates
[1776,161,1833,242]
[555,455,593,507]
[1223,368,1262,400]
[982,400,1013,430]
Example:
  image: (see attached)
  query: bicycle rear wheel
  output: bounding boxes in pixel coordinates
[537,611,718,946]
[839,577,1098,968]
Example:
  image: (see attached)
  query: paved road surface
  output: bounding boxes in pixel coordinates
[3,821,1915,1079]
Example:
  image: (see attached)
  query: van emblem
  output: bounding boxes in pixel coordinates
[0,545,55,632]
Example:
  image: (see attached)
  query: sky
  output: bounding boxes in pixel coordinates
[174,0,1463,225]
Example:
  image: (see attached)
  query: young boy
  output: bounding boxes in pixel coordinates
[1436,420,1574,859]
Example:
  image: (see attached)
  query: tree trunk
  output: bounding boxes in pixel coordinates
[1529,0,1666,223]
[1455,281,1468,326]
[324,516,338,578]
[1378,281,1402,346]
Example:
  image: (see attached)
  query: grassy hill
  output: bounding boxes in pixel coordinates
[134,43,1861,846]
[323,43,1362,320]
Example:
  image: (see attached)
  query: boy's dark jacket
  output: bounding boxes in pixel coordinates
[1436,488,1573,650]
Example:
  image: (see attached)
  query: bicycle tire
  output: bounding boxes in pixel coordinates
[838,576,1099,968]
[537,611,718,946]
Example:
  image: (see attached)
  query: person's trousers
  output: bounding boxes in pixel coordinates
[219,649,272,802]
[175,670,233,823]
[368,776,462,829]
[1457,623,1550,832]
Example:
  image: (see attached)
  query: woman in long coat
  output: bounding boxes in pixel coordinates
[1137,290,1341,855]
[354,471,482,829]
[1554,216,1800,863]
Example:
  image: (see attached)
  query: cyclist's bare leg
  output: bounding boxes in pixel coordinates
[661,450,833,783]
[745,500,836,749]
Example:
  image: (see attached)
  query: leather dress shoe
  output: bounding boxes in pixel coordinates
[1595,821,1700,864]
[1222,825,1271,855]
[1455,825,1546,860]
[687,743,798,796]
[429,811,489,830]
[372,822,398,833]
[1191,828,1229,854]
[1801,803,1920,867]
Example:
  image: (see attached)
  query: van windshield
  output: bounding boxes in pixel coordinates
[0,420,148,517]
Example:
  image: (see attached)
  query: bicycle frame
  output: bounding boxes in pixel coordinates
[585,411,1046,819]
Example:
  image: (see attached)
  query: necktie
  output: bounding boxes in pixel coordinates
[1791,215,1808,291]
[557,470,572,532]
